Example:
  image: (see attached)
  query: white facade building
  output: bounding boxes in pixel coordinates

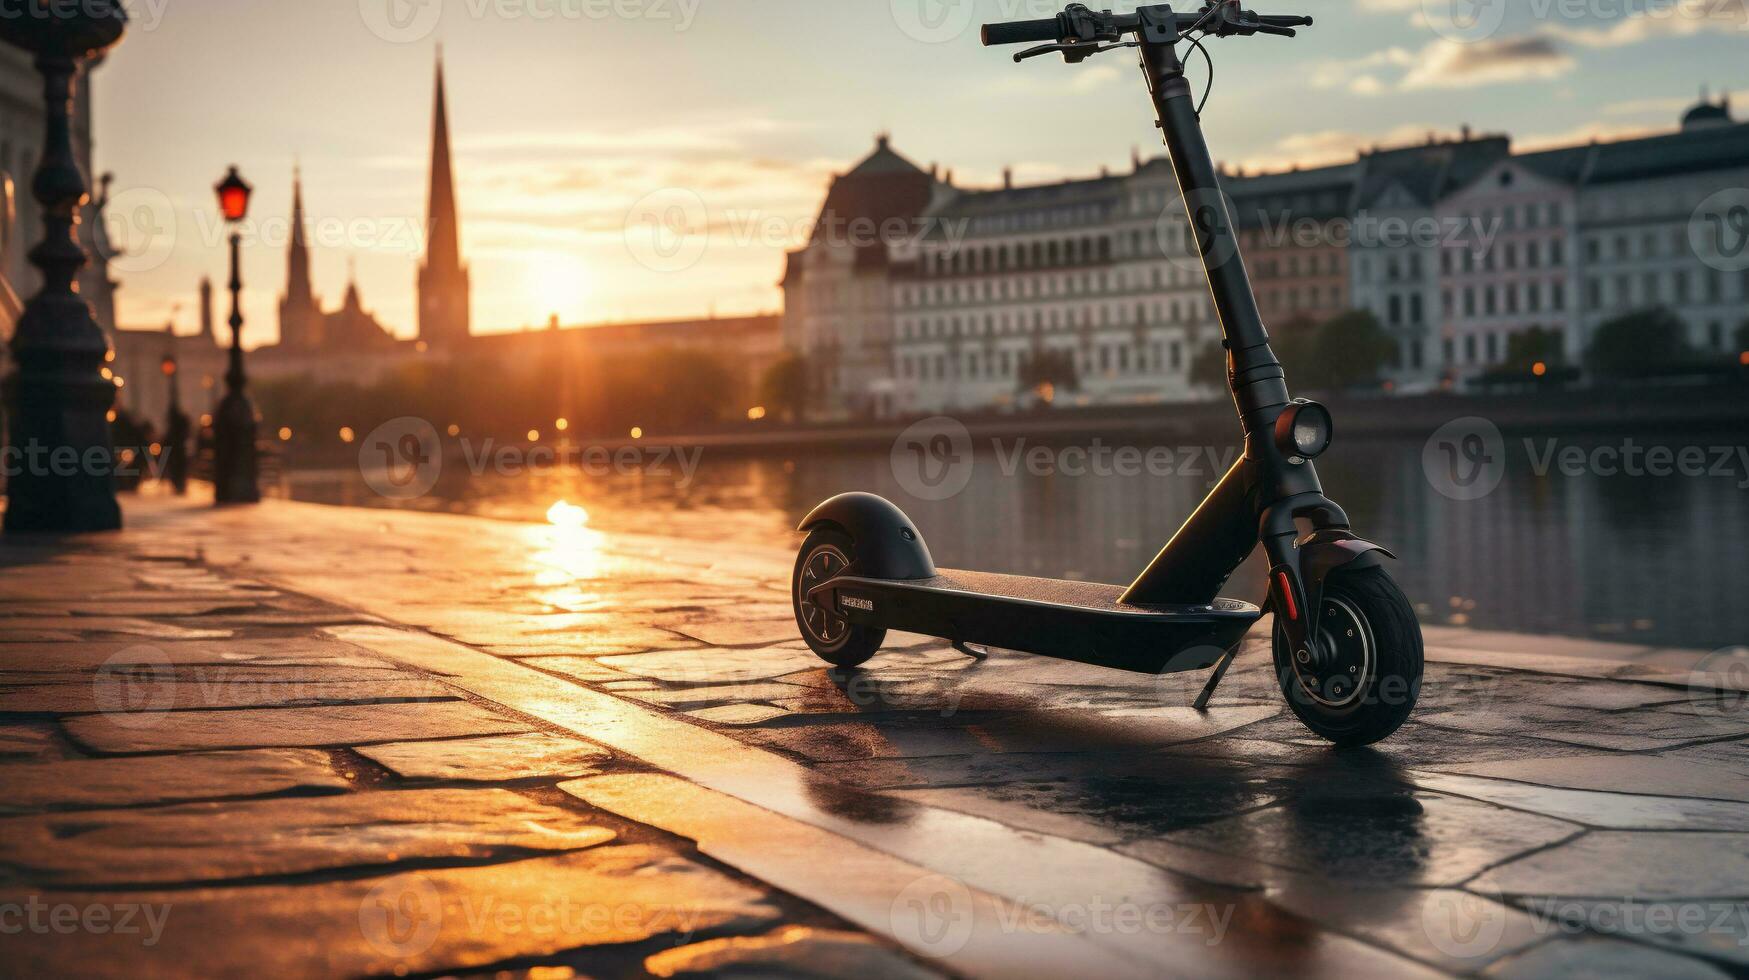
[785,99,1749,417]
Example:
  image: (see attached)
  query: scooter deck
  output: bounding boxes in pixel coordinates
[821,569,1261,675]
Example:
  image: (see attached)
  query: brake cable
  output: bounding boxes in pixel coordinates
[1186,31,1215,118]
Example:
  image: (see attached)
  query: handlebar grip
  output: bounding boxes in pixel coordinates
[981,18,1060,46]
[1257,14,1313,26]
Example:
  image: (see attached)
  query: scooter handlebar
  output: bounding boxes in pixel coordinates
[981,18,1061,46]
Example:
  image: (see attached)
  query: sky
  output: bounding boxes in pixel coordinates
[88,0,1749,347]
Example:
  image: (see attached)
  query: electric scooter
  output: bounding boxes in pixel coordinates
[791,2,1423,746]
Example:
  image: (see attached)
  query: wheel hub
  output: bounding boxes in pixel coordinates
[797,544,851,651]
[1291,595,1373,709]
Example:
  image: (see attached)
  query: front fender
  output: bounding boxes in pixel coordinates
[1298,529,1395,617]
[798,492,937,580]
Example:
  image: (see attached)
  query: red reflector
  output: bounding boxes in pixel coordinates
[1275,571,1299,621]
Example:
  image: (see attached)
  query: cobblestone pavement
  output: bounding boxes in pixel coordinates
[2,496,1746,978]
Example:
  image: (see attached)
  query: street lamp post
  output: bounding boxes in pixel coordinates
[0,1,127,532]
[160,352,188,495]
[211,167,259,504]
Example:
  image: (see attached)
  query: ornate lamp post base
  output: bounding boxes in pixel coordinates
[212,390,260,504]
[1,8,128,533]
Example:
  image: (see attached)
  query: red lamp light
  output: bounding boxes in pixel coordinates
[160,356,177,377]
[215,166,252,222]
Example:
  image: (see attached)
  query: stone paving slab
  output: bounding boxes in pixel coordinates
[357,732,613,782]
[0,748,348,810]
[0,787,617,886]
[7,496,1747,978]
[0,846,784,979]
[62,700,533,754]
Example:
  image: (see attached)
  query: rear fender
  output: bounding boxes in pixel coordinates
[798,492,936,581]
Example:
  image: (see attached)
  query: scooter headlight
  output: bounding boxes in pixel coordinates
[1276,400,1333,461]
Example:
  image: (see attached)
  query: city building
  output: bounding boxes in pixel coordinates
[1,47,115,340]
[1576,92,1749,357]
[787,96,1749,418]
[781,136,941,418]
[112,51,779,430]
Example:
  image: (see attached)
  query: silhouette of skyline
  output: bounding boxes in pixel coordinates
[87,1,1748,346]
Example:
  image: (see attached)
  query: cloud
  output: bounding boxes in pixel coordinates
[1547,0,1749,47]
[1311,36,1573,93]
[1402,36,1575,89]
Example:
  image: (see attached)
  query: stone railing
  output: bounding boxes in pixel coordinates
[0,170,19,337]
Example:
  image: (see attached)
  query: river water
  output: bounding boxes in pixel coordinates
[280,426,1749,651]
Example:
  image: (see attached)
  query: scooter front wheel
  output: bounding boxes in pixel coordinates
[792,527,887,669]
[1273,565,1423,747]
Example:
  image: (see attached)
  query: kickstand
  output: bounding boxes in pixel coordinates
[951,640,991,662]
[1192,644,1241,711]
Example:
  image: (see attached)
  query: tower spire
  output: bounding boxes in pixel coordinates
[418,48,470,347]
[279,163,318,349]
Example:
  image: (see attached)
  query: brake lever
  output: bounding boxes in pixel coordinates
[1014,39,1138,64]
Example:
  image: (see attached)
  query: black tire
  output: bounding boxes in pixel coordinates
[792,527,886,669]
[1273,565,1422,747]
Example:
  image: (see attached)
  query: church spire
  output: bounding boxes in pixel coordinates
[279,163,319,349]
[286,164,314,307]
[418,48,470,347]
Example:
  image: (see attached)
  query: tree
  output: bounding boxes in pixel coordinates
[1503,325,1565,372]
[758,355,807,424]
[1296,310,1395,392]
[1586,308,1694,378]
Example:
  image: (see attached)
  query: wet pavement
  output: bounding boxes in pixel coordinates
[1,494,1746,978]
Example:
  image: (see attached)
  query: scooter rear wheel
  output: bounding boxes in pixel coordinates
[792,527,887,669]
[1273,565,1422,747]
